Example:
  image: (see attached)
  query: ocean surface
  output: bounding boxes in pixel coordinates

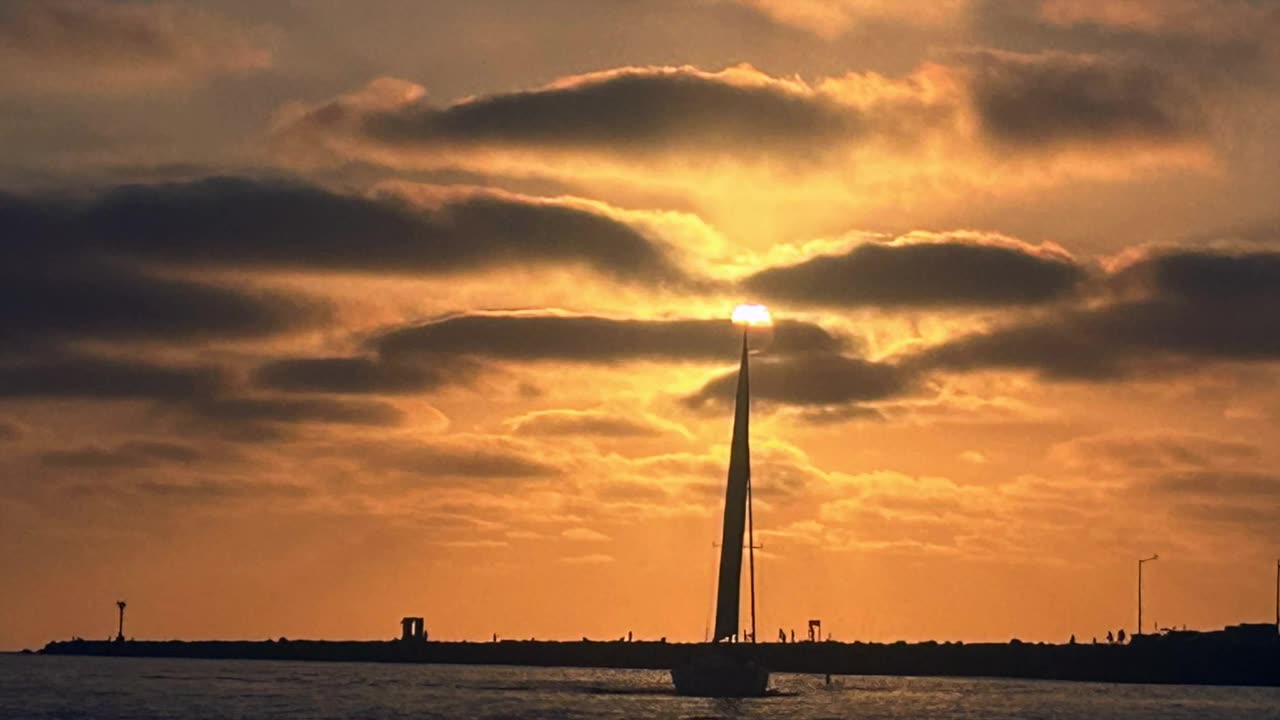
[3,654,1279,719]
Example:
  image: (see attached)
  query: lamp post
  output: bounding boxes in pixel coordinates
[1274,559,1278,632]
[116,600,127,642]
[1138,555,1158,637]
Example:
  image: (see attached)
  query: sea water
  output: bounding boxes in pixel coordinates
[2,654,1278,719]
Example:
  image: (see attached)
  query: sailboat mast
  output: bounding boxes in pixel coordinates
[711,328,752,642]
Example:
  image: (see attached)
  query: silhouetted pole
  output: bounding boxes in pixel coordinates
[1137,554,1157,636]
[1275,559,1279,631]
[116,600,127,642]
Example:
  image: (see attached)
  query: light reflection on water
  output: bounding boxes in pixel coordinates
[3,655,1278,719]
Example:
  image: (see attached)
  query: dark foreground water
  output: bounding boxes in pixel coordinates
[3,655,1279,719]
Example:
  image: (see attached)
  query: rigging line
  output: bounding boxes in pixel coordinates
[745,326,757,645]
[747,466,757,643]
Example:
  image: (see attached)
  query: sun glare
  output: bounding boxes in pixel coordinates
[731,304,772,326]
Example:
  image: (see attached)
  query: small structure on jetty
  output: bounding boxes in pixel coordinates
[400,617,426,642]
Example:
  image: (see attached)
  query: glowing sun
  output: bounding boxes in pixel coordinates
[731,304,772,326]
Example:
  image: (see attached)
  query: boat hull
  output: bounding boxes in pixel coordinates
[671,651,770,697]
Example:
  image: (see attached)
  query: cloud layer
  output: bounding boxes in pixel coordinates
[373,313,846,362]
[908,247,1280,379]
[276,54,1210,179]
[744,235,1083,308]
[0,1,270,92]
[10,177,689,283]
[962,49,1201,146]
[281,67,876,162]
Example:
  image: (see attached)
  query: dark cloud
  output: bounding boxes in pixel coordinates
[1103,433,1280,536]
[1149,470,1280,498]
[743,239,1084,308]
[254,356,442,395]
[374,440,561,479]
[0,1,182,65]
[191,395,404,427]
[973,0,1280,88]
[41,440,203,469]
[65,478,310,505]
[787,405,887,424]
[0,259,323,344]
[1174,502,1280,540]
[0,354,222,400]
[364,313,885,411]
[299,68,861,157]
[129,479,308,501]
[0,1,270,91]
[2,187,324,343]
[0,346,401,435]
[374,313,844,361]
[908,315,1130,380]
[1119,249,1280,302]
[1056,433,1261,472]
[280,56,1210,172]
[908,248,1280,380]
[961,49,1201,146]
[1,175,695,350]
[9,176,687,283]
[685,353,915,408]
[507,409,684,438]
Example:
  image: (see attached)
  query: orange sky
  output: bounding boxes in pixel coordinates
[2,0,1280,651]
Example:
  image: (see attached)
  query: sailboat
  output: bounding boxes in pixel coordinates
[671,315,771,697]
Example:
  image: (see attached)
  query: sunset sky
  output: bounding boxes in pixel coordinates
[4,0,1280,651]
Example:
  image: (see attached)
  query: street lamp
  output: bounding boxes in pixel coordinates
[1138,554,1158,637]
